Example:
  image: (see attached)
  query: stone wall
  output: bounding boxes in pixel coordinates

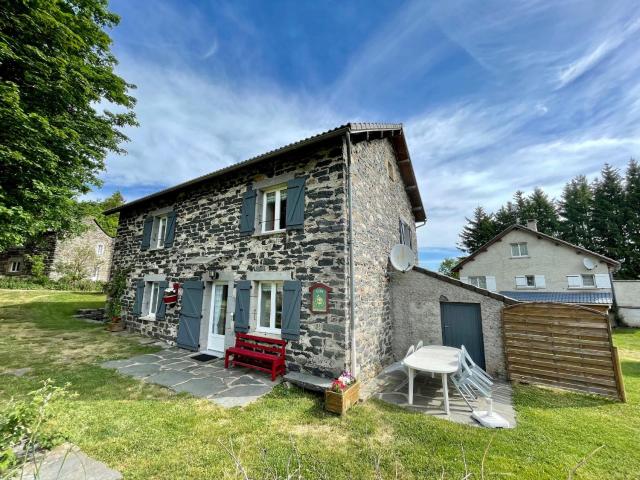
[0,234,57,278]
[613,280,640,327]
[350,138,417,381]
[50,219,114,282]
[112,138,351,378]
[390,268,510,377]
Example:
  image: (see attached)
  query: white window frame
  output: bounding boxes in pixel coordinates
[151,215,168,250]
[256,281,283,334]
[260,185,287,234]
[510,242,529,257]
[9,260,22,273]
[143,281,161,319]
[96,243,105,256]
[468,276,487,289]
[92,266,100,281]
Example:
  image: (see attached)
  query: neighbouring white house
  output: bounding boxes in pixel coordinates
[452,220,620,311]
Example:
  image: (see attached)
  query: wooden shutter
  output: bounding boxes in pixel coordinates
[155,281,169,320]
[286,178,306,230]
[486,276,497,292]
[567,275,582,288]
[133,280,145,315]
[177,280,204,351]
[515,276,527,287]
[282,280,302,341]
[141,217,153,250]
[595,274,612,289]
[239,188,257,236]
[535,275,546,288]
[164,212,177,248]
[233,280,251,333]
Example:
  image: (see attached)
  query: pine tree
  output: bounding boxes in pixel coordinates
[513,190,528,222]
[458,206,497,253]
[524,188,561,235]
[591,164,626,262]
[494,201,519,231]
[559,175,594,250]
[622,159,640,278]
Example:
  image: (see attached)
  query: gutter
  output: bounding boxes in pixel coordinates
[345,131,357,376]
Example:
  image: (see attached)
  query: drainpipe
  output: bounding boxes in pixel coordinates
[345,132,357,376]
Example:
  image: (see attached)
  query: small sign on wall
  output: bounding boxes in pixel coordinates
[309,282,332,313]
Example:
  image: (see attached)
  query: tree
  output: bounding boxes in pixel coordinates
[622,159,640,278]
[494,201,519,231]
[438,257,463,278]
[458,206,497,253]
[559,175,594,249]
[77,191,125,237]
[0,1,136,250]
[524,187,560,235]
[54,244,103,283]
[591,164,626,262]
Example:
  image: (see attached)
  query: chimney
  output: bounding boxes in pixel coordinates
[526,219,538,231]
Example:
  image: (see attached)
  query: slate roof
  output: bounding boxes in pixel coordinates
[499,290,613,305]
[104,123,426,221]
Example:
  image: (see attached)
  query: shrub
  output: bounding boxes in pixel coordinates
[0,380,73,475]
[0,277,104,292]
[105,268,129,318]
[25,254,46,281]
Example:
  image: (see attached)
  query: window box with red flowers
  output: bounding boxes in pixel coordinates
[324,371,359,415]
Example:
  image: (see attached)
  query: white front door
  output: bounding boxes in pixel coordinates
[207,282,229,353]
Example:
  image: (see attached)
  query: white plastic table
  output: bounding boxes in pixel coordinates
[402,345,460,415]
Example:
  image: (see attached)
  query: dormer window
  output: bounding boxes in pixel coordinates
[510,242,529,257]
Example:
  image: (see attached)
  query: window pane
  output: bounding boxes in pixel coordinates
[264,192,276,231]
[157,218,167,247]
[260,283,272,328]
[478,277,487,289]
[526,276,535,286]
[275,283,283,329]
[582,275,595,287]
[149,283,159,314]
[520,243,528,256]
[212,284,228,335]
[278,189,287,230]
[511,244,519,256]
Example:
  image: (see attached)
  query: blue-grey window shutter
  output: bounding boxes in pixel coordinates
[155,280,169,320]
[133,280,145,315]
[233,280,251,333]
[286,178,305,230]
[239,188,256,236]
[281,280,302,341]
[164,212,177,248]
[141,217,153,250]
[176,280,204,351]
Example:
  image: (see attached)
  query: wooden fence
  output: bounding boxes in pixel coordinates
[502,302,626,401]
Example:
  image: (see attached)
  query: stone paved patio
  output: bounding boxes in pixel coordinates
[102,348,280,407]
[364,363,516,428]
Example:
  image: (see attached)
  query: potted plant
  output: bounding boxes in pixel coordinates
[324,371,359,415]
[163,283,179,305]
[105,268,128,332]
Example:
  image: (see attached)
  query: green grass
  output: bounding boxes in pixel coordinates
[1,290,639,479]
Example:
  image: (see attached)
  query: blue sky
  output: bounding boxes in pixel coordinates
[98,0,640,270]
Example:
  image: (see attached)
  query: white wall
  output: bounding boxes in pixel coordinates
[613,280,640,327]
[458,229,613,292]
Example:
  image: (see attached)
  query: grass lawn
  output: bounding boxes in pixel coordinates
[1,290,639,479]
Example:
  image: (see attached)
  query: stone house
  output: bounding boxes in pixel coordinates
[452,220,620,310]
[0,218,114,282]
[105,123,426,381]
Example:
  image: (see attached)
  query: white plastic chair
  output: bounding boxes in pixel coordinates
[451,350,492,410]
[461,345,493,385]
[416,340,424,351]
[403,345,415,376]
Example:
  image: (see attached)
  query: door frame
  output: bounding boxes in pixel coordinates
[199,273,236,355]
[440,302,486,369]
[205,281,230,354]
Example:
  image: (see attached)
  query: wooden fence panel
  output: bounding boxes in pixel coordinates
[502,303,626,401]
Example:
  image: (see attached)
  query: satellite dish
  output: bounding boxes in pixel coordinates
[583,257,596,270]
[389,244,416,272]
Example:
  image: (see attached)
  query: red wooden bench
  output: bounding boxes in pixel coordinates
[224,333,287,381]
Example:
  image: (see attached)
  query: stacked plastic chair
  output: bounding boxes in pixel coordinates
[451,345,493,409]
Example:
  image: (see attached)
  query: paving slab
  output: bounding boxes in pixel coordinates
[283,372,333,392]
[144,370,194,387]
[125,354,163,364]
[367,361,517,428]
[117,362,162,378]
[173,377,228,397]
[19,443,121,480]
[101,359,137,369]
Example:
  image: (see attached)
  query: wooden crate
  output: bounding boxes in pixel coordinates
[325,381,360,415]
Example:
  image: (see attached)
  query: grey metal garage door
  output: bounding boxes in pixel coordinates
[440,302,486,369]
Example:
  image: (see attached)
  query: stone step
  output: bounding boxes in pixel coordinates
[284,372,333,392]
